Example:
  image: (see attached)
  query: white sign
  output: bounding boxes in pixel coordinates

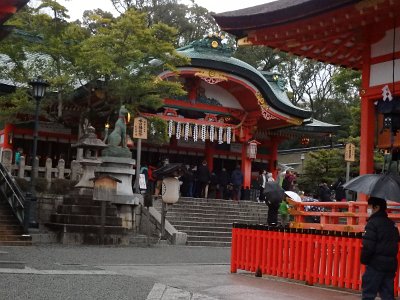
[139,173,147,190]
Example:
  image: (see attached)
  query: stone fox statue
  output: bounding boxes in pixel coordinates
[106,105,129,148]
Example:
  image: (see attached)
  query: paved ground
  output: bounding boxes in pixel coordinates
[0,244,361,300]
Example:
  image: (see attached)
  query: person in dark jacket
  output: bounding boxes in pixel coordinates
[361,197,399,300]
[196,161,210,198]
[218,168,229,199]
[231,165,243,201]
[318,182,332,202]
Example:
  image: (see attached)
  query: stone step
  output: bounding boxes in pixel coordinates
[187,235,232,242]
[178,230,232,238]
[0,261,26,269]
[167,216,267,223]
[0,215,17,221]
[0,220,20,226]
[0,240,32,246]
[160,201,268,209]
[168,220,236,228]
[62,196,103,206]
[166,209,267,217]
[47,223,126,235]
[186,240,231,247]
[0,224,23,231]
[129,234,160,246]
[57,205,118,216]
[166,213,266,222]
[0,234,31,242]
[0,229,24,235]
[50,214,122,226]
[173,225,233,233]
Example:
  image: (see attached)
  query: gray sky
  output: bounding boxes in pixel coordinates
[57,0,271,20]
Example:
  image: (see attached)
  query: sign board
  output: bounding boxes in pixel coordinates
[139,173,147,190]
[344,143,356,162]
[133,117,148,139]
[230,143,242,153]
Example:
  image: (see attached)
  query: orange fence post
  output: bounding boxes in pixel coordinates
[352,237,362,291]
[237,228,243,270]
[312,233,321,285]
[338,234,347,288]
[345,234,355,289]
[266,228,273,275]
[261,229,268,274]
[231,226,238,273]
[282,230,290,278]
[255,227,261,274]
[299,231,307,281]
[277,230,284,276]
[291,231,299,280]
[332,235,340,287]
[241,228,247,270]
[305,232,314,285]
[325,234,334,286]
[319,234,327,285]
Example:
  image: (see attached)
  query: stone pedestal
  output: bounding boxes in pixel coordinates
[96,156,140,230]
[74,158,102,195]
[96,156,137,204]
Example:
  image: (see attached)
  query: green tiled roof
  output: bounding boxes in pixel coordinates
[177,37,311,119]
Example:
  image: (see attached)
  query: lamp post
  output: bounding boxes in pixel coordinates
[26,77,48,231]
[300,153,305,174]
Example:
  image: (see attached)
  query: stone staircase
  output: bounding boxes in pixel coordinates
[0,200,31,246]
[155,198,268,247]
[46,194,127,245]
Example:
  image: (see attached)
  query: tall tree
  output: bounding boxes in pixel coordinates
[110,0,218,46]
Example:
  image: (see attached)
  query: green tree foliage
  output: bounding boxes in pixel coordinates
[76,9,189,113]
[110,0,218,46]
[297,137,384,194]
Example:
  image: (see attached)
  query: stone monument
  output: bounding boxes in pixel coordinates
[97,105,141,229]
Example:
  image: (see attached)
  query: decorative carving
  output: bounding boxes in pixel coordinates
[195,69,228,85]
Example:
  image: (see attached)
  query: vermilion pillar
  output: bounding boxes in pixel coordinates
[359,96,375,175]
[360,44,374,176]
[241,143,252,188]
[3,123,14,150]
[269,137,279,179]
[205,141,214,171]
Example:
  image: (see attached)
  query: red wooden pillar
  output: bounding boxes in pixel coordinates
[241,142,251,188]
[205,141,214,171]
[3,123,14,150]
[360,43,374,176]
[269,137,279,179]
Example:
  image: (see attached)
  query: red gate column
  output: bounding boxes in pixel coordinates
[269,137,278,179]
[360,45,374,176]
[241,143,252,188]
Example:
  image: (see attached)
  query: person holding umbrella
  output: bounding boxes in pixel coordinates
[264,181,285,226]
[361,197,399,300]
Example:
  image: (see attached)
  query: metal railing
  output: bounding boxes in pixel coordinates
[0,162,25,226]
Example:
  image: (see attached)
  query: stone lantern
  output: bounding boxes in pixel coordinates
[72,125,107,195]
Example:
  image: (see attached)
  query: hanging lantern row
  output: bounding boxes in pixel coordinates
[167,120,234,144]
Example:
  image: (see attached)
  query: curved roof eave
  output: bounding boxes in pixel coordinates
[213,0,360,37]
[177,50,311,120]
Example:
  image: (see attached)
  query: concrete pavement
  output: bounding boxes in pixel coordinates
[0,245,361,300]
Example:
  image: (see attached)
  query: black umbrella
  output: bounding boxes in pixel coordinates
[263,181,285,204]
[342,173,400,202]
[153,163,185,179]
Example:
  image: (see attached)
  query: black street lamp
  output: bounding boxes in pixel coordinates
[25,77,48,231]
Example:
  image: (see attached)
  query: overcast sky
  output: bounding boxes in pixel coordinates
[57,0,272,20]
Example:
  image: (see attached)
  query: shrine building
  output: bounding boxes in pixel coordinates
[214,0,400,177]
[139,35,338,187]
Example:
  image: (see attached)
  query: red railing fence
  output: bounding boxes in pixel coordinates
[231,224,400,295]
